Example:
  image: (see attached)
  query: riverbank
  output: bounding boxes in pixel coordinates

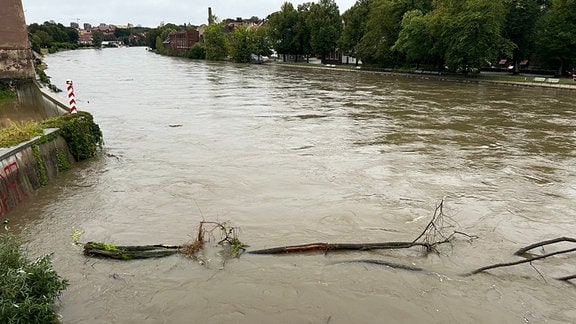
[274,61,576,91]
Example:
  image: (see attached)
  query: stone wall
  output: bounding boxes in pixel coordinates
[0,0,34,80]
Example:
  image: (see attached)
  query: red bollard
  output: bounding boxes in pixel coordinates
[66,79,78,114]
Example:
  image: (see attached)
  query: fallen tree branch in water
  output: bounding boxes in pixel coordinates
[557,274,576,282]
[248,241,445,254]
[465,247,576,276]
[513,237,576,256]
[249,199,456,255]
[83,242,182,260]
[466,237,576,280]
[82,221,246,260]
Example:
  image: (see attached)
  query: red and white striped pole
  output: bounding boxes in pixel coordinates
[66,79,78,114]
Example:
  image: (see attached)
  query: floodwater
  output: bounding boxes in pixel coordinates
[6,47,576,323]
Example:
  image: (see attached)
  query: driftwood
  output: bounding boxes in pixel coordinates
[248,241,438,254]
[83,242,182,260]
[79,199,576,284]
[249,199,454,255]
[513,237,576,256]
[82,221,245,260]
[466,237,576,281]
[557,274,576,282]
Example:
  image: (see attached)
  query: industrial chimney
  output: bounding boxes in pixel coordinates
[208,7,214,25]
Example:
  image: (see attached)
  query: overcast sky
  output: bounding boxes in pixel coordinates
[21,0,357,28]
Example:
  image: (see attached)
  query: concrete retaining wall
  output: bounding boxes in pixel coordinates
[0,128,75,217]
[16,80,71,117]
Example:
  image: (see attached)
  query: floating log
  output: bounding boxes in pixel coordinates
[83,242,182,260]
[249,200,452,255]
[248,241,436,254]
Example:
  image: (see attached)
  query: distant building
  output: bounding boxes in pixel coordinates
[84,23,92,31]
[168,29,200,51]
[223,17,267,33]
[70,22,79,29]
[92,24,116,35]
[78,30,93,45]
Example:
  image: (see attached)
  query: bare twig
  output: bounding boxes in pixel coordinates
[557,274,576,281]
[465,247,576,276]
[514,237,576,256]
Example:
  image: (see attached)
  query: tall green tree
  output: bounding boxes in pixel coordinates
[34,30,53,47]
[229,26,254,63]
[146,28,161,49]
[204,22,229,61]
[154,36,166,54]
[340,0,372,63]
[534,0,576,75]
[432,0,510,72]
[293,3,313,62]
[307,0,342,61]
[392,9,435,68]
[357,0,429,65]
[268,2,298,61]
[502,0,541,73]
[251,27,273,57]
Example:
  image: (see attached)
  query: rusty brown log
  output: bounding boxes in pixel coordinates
[248,241,444,255]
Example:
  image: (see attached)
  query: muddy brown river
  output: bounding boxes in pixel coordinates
[5,47,576,323]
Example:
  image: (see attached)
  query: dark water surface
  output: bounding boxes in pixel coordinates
[7,47,576,323]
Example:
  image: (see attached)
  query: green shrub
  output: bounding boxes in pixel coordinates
[0,235,68,323]
[187,43,206,59]
[0,111,104,162]
[41,111,104,161]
